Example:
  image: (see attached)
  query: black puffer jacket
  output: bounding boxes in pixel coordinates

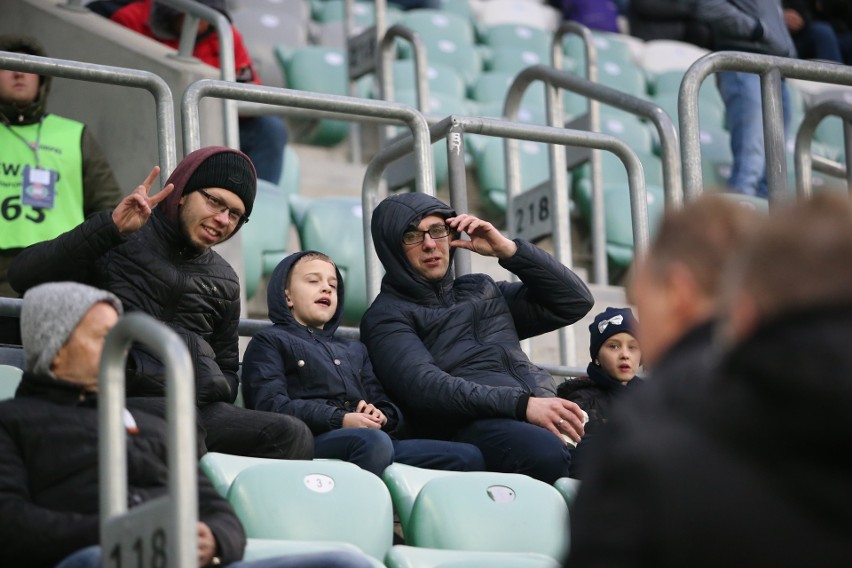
[558,363,642,435]
[0,373,245,567]
[8,148,246,405]
[360,192,594,439]
[242,250,403,436]
[569,304,852,567]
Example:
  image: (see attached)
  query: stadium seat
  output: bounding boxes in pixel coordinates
[696,125,734,189]
[0,364,22,400]
[397,9,475,48]
[288,195,369,325]
[472,137,555,214]
[398,34,482,88]
[276,46,350,146]
[278,144,301,196]
[200,452,282,497]
[651,69,726,110]
[572,149,665,198]
[596,107,656,155]
[404,471,570,560]
[471,0,561,32]
[553,477,581,509]
[385,545,561,568]
[435,0,474,21]
[244,538,380,566]
[241,180,291,300]
[651,92,726,131]
[641,39,710,75]
[380,60,467,101]
[485,46,548,75]
[382,463,462,535]
[230,2,310,88]
[227,460,394,561]
[482,23,552,56]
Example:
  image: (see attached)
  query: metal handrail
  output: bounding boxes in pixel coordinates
[99,313,198,568]
[680,51,852,204]
[794,98,852,198]
[0,51,177,178]
[157,0,239,150]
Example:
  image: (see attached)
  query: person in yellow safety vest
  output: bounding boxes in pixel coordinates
[0,35,121,301]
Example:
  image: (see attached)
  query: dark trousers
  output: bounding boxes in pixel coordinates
[452,418,573,484]
[313,427,486,476]
[127,397,313,460]
[238,115,288,184]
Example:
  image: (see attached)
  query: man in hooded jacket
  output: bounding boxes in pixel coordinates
[360,192,594,483]
[8,146,313,460]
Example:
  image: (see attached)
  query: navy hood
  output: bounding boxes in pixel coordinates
[370,192,456,302]
[267,250,345,336]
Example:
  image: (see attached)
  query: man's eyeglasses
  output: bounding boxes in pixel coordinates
[198,189,249,227]
[402,223,451,245]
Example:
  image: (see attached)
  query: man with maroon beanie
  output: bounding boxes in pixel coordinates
[9,146,313,460]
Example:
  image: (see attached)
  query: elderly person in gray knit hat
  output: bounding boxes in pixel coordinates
[8,147,314,461]
[0,281,371,568]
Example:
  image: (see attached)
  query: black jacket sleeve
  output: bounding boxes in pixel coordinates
[198,467,246,565]
[8,210,122,294]
[496,239,594,340]
[356,342,404,436]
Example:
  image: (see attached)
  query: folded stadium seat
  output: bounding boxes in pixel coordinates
[562,31,643,72]
[226,460,394,562]
[469,71,580,127]
[471,0,561,32]
[244,539,380,566]
[571,150,666,272]
[382,463,462,536]
[397,36,483,90]
[241,180,291,300]
[379,59,467,101]
[310,1,404,50]
[385,546,561,568]
[485,45,549,75]
[481,23,552,62]
[435,0,475,20]
[694,124,734,190]
[472,137,555,214]
[651,92,726,131]
[275,46,351,146]
[397,8,476,49]
[288,195,370,325]
[595,106,656,155]
[200,452,284,497]
[278,144,301,196]
[230,1,310,88]
[651,69,726,111]
[553,477,581,509]
[402,471,570,560]
[0,364,22,400]
[640,39,710,76]
[595,59,650,99]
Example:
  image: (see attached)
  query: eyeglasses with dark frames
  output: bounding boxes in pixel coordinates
[402,223,451,245]
[197,188,249,227]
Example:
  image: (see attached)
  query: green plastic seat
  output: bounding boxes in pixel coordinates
[276,46,350,146]
[485,46,548,75]
[278,144,301,196]
[245,539,383,567]
[572,149,666,199]
[241,180,291,299]
[0,364,22,400]
[288,195,369,325]
[385,545,561,568]
[200,452,282,497]
[473,137,554,214]
[397,9,475,48]
[382,463,462,535]
[597,107,655,154]
[382,60,467,101]
[553,477,581,509]
[651,92,726,131]
[227,460,394,561]
[481,23,552,57]
[405,471,570,561]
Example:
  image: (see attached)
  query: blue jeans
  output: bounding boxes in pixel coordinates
[56,545,373,568]
[717,71,791,198]
[793,20,843,63]
[452,418,573,484]
[239,115,288,184]
[313,428,485,476]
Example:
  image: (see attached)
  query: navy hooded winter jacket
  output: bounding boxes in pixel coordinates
[241,250,403,436]
[359,192,594,440]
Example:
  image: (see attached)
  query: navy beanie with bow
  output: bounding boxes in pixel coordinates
[589,307,638,360]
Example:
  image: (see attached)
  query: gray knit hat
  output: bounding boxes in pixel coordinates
[21,282,123,378]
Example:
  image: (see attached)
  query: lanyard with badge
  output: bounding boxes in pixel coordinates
[2,117,58,209]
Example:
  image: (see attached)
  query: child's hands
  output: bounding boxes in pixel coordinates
[342,411,383,429]
[356,400,387,426]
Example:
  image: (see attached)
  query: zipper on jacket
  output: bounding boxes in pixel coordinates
[500,345,532,394]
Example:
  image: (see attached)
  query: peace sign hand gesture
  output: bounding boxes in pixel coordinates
[111,166,175,235]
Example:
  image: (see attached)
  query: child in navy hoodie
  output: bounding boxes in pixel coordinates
[241,251,485,476]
